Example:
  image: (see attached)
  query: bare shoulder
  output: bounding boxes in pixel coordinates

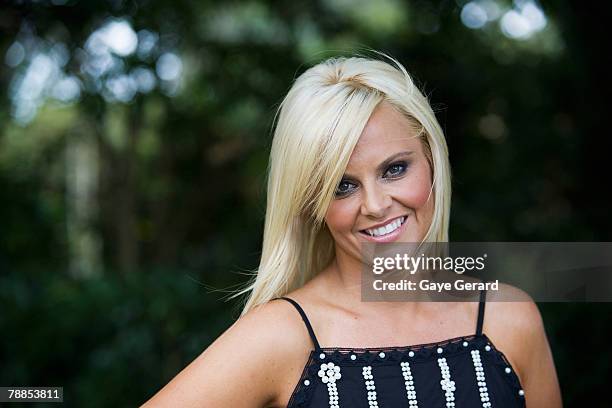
[225,298,314,352]
[483,283,562,407]
[141,299,312,408]
[486,283,542,333]
[485,283,543,339]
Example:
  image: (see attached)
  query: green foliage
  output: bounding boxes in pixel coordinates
[0,267,239,407]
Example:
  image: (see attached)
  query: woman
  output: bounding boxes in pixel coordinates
[143,55,562,407]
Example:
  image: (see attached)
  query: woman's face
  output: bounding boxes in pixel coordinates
[324,101,435,263]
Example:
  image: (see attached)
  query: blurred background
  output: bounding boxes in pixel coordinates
[0,0,610,406]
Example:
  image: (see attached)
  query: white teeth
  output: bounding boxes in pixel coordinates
[365,216,405,237]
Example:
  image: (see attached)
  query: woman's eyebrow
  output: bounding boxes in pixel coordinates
[343,151,414,179]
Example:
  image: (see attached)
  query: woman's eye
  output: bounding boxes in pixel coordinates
[335,180,356,196]
[384,162,408,178]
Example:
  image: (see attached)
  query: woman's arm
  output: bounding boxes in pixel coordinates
[487,286,562,408]
[141,301,301,408]
[512,300,563,408]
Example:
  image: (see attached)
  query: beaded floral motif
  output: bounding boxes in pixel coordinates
[471,349,492,407]
[437,357,456,408]
[362,366,378,408]
[318,362,341,408]
[400,361,419,407]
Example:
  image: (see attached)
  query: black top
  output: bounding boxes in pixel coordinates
[273,290,525,408]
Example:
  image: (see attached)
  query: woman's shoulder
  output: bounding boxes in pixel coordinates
[238,295,316,348]
[217,295,317,366]
[483,283,547,385]
[485,283,542,334]
[200,298,311,369]
[142,297,314,407]
[484,283,562,406]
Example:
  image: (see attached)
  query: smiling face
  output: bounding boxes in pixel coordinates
[324,101,435,265]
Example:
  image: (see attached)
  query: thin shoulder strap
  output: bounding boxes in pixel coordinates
[274,296,322,351]
[475,288,487,336]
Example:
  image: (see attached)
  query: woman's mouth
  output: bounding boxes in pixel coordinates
[358,215,408,242]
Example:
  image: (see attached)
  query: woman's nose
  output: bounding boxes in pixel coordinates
[360,184,392,218]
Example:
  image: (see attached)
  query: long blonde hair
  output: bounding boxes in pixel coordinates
[234,54,451,315]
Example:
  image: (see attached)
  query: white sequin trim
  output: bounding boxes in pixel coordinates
[437,357,456,408]
[362,366,379,408]
[400,361,419,407]
[318,362,341,408]
[471,350,492,408]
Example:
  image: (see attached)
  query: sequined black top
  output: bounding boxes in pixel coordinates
[273,290,526,408]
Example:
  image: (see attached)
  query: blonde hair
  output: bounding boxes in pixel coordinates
[234,54,451,315]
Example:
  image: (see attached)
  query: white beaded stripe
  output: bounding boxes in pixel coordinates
[400,361,419,407]
[362,366,379,408]
[318,362,341,408]
[471,350,492,408]
[437,357,456,408]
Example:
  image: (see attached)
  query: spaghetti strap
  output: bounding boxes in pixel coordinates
[475,288,487,336]
[274,296,322,351]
